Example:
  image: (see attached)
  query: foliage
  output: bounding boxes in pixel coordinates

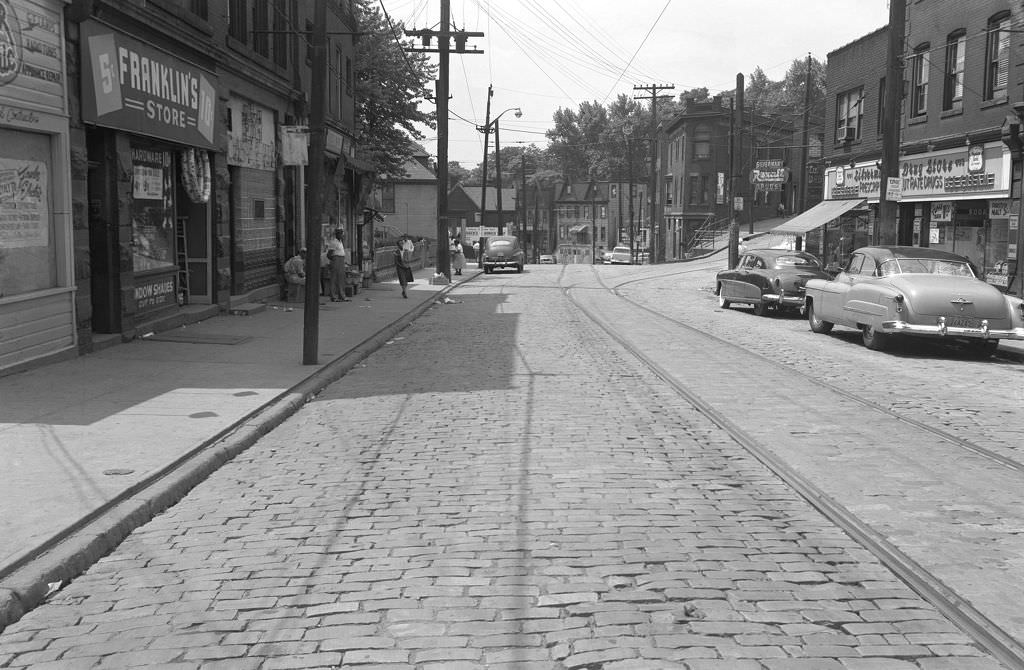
[447,161,471,191]
[353,0,436,179]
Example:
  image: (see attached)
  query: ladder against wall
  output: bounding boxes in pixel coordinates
[175,216,189,305]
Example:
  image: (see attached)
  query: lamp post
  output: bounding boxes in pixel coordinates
[477,106,522,236]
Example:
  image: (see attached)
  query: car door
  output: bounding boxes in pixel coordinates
[819,253,867,323]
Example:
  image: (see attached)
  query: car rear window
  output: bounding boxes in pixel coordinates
[489,240,513,248]
[776,255,820,268]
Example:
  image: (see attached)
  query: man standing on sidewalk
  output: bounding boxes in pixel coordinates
[327,228,350,302]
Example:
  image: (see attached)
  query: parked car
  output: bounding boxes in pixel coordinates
[480,235,525,273]
[608,246,633,264]
[803,246,1024,354]
[539,254,557,264]
[716,250,831,316]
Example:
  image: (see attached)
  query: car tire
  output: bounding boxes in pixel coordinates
[862,324,888,351]
[753,299,769,317]
[807,302,833,334]
[717,288,730,309]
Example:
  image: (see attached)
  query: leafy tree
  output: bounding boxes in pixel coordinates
[353,0,436,178]
[447,161,471,191]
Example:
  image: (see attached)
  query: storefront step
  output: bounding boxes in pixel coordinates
[227,302,267,316]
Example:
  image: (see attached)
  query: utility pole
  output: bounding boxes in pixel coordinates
[302,0,328,365]
[591,183,597,263]
[495,119,504,234]
[405,5,483,278]
[479,85,493,245]
[798,52,812,215]
[533,181,540,262]
[634,83,674,263]
[878,0,906,245]
[520,153,527,255]
[729,74,744,270]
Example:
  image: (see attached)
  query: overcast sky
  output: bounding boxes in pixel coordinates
[379,0,892,168]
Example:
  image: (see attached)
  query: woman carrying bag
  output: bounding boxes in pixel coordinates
[394,239,414,298]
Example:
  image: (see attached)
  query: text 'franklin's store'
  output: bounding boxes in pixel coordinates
[824,141,1015,286]
[78,19,219,338]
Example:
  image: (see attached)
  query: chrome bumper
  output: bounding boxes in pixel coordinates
[881,319,1024,340]
[764,293,805,307]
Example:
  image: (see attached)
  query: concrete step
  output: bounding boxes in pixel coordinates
[228,302,267,316]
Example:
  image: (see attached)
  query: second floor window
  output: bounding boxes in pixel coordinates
[910,44,929,118]
[985,13,1010,101]
[835,87,863,142]
[253,2,269,57]
[693,126,711,159]
[943,31,965,111]
[229,0,248,42]
[380,182,395,213]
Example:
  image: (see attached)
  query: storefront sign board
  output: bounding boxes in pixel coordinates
[826,143,1009,202]
[134,272,177,314]
[0,0,65,115]
[80,21,217,149]
[280,125,308,166]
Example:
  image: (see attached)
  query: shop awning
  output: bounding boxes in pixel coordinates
[772,199,866,235]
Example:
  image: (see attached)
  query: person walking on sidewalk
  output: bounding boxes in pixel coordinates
[394,238,413,298]
[450,236,465,276]
[326,228,350,302]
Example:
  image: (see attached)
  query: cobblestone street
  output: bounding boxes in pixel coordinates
[0,265,1009,669]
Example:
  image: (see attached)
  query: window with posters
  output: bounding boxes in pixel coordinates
[0,129,55,297]
[130,145,178,273]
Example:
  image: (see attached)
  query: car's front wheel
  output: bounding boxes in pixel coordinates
[862,324,888,351]
[807,302,833,334]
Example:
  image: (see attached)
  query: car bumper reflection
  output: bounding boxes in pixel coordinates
[881,319,1024,340]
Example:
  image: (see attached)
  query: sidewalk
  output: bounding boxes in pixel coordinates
[0,267,468,630]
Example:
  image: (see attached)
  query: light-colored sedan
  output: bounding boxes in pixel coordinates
[804,246,1024,354]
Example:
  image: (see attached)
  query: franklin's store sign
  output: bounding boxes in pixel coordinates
[79,20,217,149]
[826,143,1009,202]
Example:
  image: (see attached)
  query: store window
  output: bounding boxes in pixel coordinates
[0,130,55,298]
[130,145,177,273]
[943,31,965,111]
[984,13,1010,101]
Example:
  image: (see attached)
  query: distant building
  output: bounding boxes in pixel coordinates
[374,145,437,243]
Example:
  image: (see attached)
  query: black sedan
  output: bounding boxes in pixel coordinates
[716,250,831,316]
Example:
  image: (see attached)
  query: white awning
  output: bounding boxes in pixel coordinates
[772,199,866,235]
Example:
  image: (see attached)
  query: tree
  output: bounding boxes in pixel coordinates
[447,161,471,191]
[353,0,436,178]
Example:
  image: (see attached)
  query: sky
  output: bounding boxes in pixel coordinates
[378,0,893,169]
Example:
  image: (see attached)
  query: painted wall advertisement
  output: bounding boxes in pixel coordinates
[826,143,1009,202]
[0,157,47,247]
[228,98,275,170]
[79,20,217,149]
[0,0,65,115]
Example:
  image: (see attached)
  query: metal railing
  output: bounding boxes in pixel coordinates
[683,215,732,255]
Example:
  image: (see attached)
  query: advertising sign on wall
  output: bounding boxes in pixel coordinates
[0,157,48,247]
[0,0,65,114]
[826,143,1009,202]
[80,20,217,149]
[228,98,275,170]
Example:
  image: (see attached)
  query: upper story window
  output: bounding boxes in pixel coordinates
[380,182,395,213]
[273,0,289,68]
[253,2,269,57]
[189,0,208,20]
[910,43,929,118]
[984,13,1010,101]
[693,126,711,159]
[877,77,886,134]
[942,31,965,111]
[229,0,248,42]
[835,87,863,142]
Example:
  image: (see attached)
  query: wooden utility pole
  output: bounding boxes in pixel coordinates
[634,83,674,263]
[878,0,906,245]
[729,74,744,270]
[495,119,504,234]
[406,5,483,278]
[302,0,328,365]
[798,52,812,215]
[479,85,493,246]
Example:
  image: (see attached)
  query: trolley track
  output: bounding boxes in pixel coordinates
[559,263,1024,669]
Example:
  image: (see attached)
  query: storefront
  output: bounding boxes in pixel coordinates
[0,0,75,373]
[78,20,218,336]
[822,142,1012,282]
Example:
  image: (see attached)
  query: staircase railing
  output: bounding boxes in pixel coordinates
[684,215,732,255]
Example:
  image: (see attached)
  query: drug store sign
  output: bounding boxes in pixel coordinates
[826,143,1009,202]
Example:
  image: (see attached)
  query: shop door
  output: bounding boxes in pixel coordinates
[86,131,120,333]
[175,182,212,304]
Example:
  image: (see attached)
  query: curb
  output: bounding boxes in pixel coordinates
[0,281,460,634]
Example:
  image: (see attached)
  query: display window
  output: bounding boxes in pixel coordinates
[130,144,177,273]
[0,129,55,298]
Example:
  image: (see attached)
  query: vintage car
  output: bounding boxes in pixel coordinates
[607,246,633,264]
[539,254,557,264]
[803,246,1024,354]
[715,250,831,316]
[480,235,525,273]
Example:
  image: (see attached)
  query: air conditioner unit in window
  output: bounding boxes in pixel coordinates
[842,127,857,142]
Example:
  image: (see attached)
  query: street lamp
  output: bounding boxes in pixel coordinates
[478,105,522,236]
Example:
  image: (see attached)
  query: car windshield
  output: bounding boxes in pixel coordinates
[612,247,630,254]
[879,258,975,277]
[774,255,821,269]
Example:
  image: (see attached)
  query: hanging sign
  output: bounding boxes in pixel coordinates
[80,20,217,149]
